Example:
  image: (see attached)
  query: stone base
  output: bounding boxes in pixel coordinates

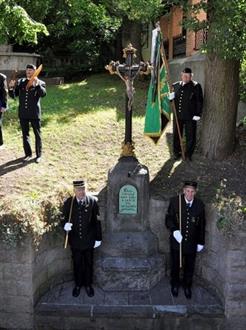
[95,255,165,291]
[98,157,165,291]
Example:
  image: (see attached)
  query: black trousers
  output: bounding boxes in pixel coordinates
[170,249,196,288]
[173,119,197,157]
[71,248,94,287]
[20,118,42,157]
[0,112,3,145]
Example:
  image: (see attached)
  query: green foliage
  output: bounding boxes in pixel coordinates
[0,0,48,44]
[215,179,245,237]
[0,191,66,247]
[34,0,121,72]
[108,0,166,21]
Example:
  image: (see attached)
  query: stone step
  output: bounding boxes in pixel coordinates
[98,256,163,271]
[35,303,224,330]
[34,278,225,330]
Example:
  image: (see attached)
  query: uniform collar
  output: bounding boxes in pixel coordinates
[76,196,86,204]
[180,80,192,86]
[184,196,194,206]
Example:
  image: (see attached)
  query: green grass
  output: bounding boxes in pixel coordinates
[1,73,171,201]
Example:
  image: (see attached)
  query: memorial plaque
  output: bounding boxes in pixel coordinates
[119,185,138,214]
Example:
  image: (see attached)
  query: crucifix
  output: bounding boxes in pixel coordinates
[106,44,151,158]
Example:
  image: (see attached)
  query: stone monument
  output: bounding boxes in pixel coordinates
[95,45,165,290]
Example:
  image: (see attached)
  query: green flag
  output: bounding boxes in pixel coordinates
[144,29,171,144]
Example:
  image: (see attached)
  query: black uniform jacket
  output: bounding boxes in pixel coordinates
[165,194,206,254]
[62,194,102,251]
[9,78,46,120]
[172,80,203,121]
[0,73,7,108]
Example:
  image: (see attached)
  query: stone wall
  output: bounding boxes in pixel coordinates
[32,231,73,305]
[0,198,245,329]
[0,52,41,79]
[0,232,73,330]
[149,197,246,328]
[0,239,34,329]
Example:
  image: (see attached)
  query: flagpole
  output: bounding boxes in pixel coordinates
[64,196,74,249]
[179,193,182,268]
[160,40,185,160]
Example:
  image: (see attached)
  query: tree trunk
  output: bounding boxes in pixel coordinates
[201,54,240,160]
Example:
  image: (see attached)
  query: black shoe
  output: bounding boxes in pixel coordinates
[184,287,192,299]
[35,156,41,163]
[85,285,94,297]
[171,285,179,297]
[23,155,32,162]
[72,286,81,297]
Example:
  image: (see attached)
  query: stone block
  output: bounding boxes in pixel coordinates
[3,263,32,282]
[0,311,33,329]
[106,157,150,232]
[0,279,32,297]
[4,296,33,313]
[96,255,165,291]
[104,291,129,305]
[100,231,159,257]
[149,198,169,254]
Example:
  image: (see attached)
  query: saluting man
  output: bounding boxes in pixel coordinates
[9,64,46,163]
[169,68,203,161]
[165,181,206,299]
[62,180,102,298]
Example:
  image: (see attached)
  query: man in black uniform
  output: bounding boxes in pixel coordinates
[170,68,203,161]
[0,73,8,148]
[165,181,205,299]
[63,180,102,297]
[9,64,46,163]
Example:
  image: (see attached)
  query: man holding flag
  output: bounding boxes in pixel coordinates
[171,68,203,161]
[9,64,46,163]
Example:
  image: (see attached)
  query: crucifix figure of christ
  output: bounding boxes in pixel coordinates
[106,44,151,158]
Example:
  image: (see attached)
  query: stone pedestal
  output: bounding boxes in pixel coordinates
[95,157,165,291]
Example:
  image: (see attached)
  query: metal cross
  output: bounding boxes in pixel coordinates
[106,44,151,158]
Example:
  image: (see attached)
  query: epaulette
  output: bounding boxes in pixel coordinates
[18,78,26,84]
[192,80,198,86]
[0,73,6,80]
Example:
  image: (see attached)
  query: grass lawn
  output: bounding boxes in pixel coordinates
[0,73,172,199]
[0,73,245,244]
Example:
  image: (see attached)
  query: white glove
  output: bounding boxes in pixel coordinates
[173,230,183,243]
[64,222,73,232]
[192,116,201,121]
[168,92,175,100]
[197,244,204,252]
[94,240,102,248]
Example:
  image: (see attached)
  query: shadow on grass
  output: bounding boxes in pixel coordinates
[0,157,36,176]
[4,73,149,129]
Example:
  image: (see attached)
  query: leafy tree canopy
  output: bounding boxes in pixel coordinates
[0,0,49,44]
